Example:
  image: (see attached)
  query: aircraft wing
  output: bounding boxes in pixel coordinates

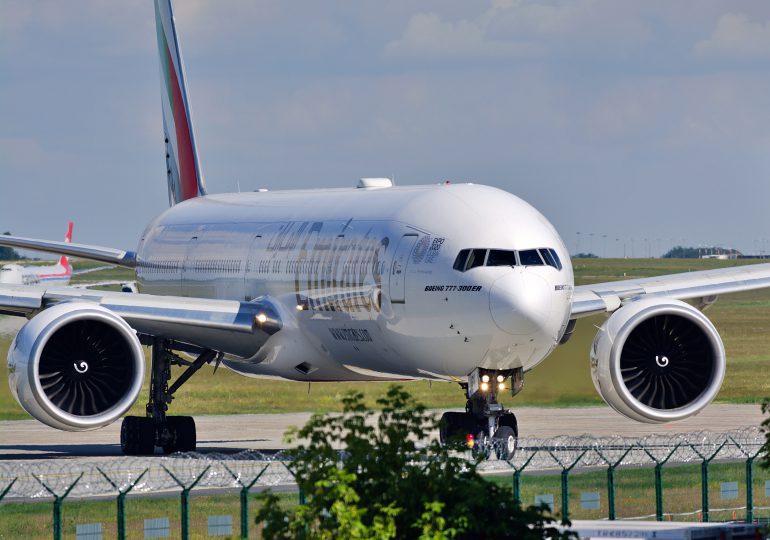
[72,265,115,276]
[0,284,281,358]
[0,234,136,267]
[571,262,770,318]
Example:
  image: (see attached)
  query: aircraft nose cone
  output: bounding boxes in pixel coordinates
[489,271,552,335]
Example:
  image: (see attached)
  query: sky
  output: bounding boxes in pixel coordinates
[3,1,770,258]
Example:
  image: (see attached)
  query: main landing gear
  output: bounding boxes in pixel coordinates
[121,338,218,455]
[439,368,523,460]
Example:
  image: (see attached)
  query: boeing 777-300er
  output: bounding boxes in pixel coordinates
[2,0,770,457]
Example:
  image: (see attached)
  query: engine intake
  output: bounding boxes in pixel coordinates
[591,298,725,423]
[8,303,145,431]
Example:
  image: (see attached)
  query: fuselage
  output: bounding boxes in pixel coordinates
[135,183,574,382]
[0,262,71,286]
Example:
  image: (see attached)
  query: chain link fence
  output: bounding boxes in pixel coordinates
[0,428,767,539]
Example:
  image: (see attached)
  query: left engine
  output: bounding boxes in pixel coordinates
[591,297,725,423]
[8,303,145,431]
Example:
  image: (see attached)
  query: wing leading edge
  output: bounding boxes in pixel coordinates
[571,262,770,318]
[0,284,281,358]
[0,235,136,268]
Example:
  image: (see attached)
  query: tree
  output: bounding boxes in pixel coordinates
[0,232,20,261]
[256,386,576,539]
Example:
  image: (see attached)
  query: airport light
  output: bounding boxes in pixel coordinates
[466,433,474,448]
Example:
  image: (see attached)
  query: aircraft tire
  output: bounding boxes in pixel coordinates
[121,416,155,455]
[162,416,197,454]
[493,425,517,460]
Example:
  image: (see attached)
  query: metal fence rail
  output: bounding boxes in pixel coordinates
[0,428,766,539]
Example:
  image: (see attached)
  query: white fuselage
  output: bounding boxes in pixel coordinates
[0,262,71,286]
[135,183,574,382]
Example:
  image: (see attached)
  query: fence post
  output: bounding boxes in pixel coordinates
[548,449,587,522]
[222,462,270,538]
[507,452,536,505]
[97,467,149,540]
[0,479,17,504]
[643,443,680,522]
[163,465,211,540]
[595,447,633,521]
[32,472,83,540]
[729,434,762,524]
[690,440,726,523]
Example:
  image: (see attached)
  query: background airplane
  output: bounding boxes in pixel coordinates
[1,0,770,459]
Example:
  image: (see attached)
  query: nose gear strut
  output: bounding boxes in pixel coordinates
[439,367,522,460]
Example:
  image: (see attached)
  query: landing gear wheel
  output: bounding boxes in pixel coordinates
[493,425,517,460]
[121,416,155,455]
[471,430,491,460]
[162,416,197,454]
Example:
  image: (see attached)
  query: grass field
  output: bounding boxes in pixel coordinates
[1,258,770,420]
[2,461,770,538]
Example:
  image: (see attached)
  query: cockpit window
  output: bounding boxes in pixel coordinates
[453,247,562,272]
[542,248,562,270]
[453,250,470,271]
[519,249,543,266]
[487,249,517,267]
[465,249,487,270]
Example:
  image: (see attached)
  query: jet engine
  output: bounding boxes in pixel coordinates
[8,303,145,431]
[591,297,725,423]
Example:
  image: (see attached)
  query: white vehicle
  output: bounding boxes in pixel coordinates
[2,0,770,457]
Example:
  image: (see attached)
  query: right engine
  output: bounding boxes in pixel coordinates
[591,297,726,423]
[8,303,145,431]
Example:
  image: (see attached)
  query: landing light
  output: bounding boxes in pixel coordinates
[256,313,268,324]
[481,374,490,383]
[498,383,505,391]
[480,382,489,392]
[296,304,304,311]
[496,375,504,383]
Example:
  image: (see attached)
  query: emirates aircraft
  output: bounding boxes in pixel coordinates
[3,0,770,457]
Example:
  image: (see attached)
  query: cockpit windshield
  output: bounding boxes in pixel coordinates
[453,247,562,272]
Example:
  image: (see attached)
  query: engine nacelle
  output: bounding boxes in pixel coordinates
[8,303,145,431]
[591,298,725,423]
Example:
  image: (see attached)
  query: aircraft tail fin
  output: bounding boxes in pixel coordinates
[154,0,207,206]
[59,222,73,269]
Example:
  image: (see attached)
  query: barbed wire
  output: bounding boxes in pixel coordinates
[0,428,765,500]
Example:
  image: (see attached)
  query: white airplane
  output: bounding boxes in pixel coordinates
[0,223,74,286]
[2,0,770,457]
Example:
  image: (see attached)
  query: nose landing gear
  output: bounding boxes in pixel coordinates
[439,368,522,460]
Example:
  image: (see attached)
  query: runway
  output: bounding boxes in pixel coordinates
[1,403,765,462]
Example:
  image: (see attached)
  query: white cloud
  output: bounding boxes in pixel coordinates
[694,13,770,58]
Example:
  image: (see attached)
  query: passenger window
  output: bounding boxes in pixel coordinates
[465,249,487,270]
[453,250,470,271]
[487,250,517,267]
[519,249,543,266]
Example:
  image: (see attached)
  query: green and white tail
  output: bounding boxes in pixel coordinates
[154,0,207,205]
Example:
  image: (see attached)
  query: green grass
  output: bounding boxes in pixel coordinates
[0,491,297,540]
[1,258,770,419]
[2,461,769,538]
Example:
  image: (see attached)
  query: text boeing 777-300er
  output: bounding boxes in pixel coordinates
[3,0,770,457]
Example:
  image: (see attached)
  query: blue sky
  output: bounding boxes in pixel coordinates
[3,1,770,257]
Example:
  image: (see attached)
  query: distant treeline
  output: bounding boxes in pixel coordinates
[662,246,740,259]
[0,232,20,261]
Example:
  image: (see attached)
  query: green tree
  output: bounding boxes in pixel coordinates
[256,386,575,539]
[0,232,20,261]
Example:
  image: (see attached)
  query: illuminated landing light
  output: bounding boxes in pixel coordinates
[480,382,489,392]
[498,383,505,391]
[296,304,304,311]
[496,374,504,383]
[256,313,268,324]
[481,374,490,383]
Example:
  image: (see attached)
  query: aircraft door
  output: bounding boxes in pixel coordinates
[244,233,265,301]
[389,234,417,303]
